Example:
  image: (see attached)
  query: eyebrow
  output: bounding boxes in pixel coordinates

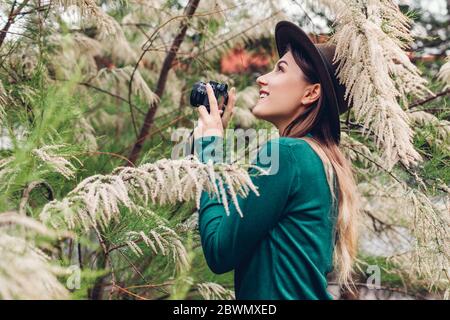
[275,60,288,70]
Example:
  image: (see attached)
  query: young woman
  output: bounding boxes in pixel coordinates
[193,20,361,300]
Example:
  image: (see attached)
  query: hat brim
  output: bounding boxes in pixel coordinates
[275,21,341,143]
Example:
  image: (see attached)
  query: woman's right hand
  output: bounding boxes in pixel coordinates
[219,87,236,130]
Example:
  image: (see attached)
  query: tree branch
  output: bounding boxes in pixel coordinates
[127,0,201,165]
[0,0,30,50]
[409,88,450,109]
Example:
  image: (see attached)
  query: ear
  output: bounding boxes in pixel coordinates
[301,83,321,106]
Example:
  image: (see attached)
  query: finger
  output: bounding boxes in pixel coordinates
[205,83,220,119]
[223,87,236,120]
[197,105,210,123]
[219,95,226,110]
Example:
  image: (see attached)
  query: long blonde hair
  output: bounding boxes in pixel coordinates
[283,43,362,293]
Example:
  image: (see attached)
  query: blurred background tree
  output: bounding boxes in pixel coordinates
[0,0,448,300]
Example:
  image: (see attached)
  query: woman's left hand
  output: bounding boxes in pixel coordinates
[193,83,236,140]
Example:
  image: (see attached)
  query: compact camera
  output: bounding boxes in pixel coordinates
[190,80,229,112]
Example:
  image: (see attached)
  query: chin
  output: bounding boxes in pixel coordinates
[251,103,268,119]
[252,104,277,123]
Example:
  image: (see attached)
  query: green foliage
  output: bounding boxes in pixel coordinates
[0,0,448,300]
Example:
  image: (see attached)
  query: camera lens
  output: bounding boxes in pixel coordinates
[190,80,229,109]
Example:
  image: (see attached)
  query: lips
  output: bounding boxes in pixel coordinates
[259,89,269,99]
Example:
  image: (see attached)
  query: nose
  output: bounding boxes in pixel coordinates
[256,74,267,87]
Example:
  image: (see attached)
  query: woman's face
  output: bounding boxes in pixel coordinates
[253,50,321,133]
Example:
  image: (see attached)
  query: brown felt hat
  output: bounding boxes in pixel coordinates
[275,21,351,144]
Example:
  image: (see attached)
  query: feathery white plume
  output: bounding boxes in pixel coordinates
[358,178,450,295]
[340,131,383,171]
[233,107,256,129]
[196,282,235,300]
[40,155,266,233]
[93,67,159,105]
[54,0,123,38]
[125,225,189,271]
[74,117,98,152]
[32,144,80,179]
[437,56,450,89]
[0,212,70,300]
[407,111,450,141]
[407,110,450,152]
[317,0,434,170]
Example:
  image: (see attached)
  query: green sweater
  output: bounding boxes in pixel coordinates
[193,133,338,300]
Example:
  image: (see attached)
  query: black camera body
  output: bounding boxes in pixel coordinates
[190,80,229,111]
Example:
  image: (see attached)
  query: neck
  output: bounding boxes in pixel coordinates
[275,118,293,136]
[276,105,310,136]
[277,119,305,137]
[276,120,314,138]
[277,123,287,136]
